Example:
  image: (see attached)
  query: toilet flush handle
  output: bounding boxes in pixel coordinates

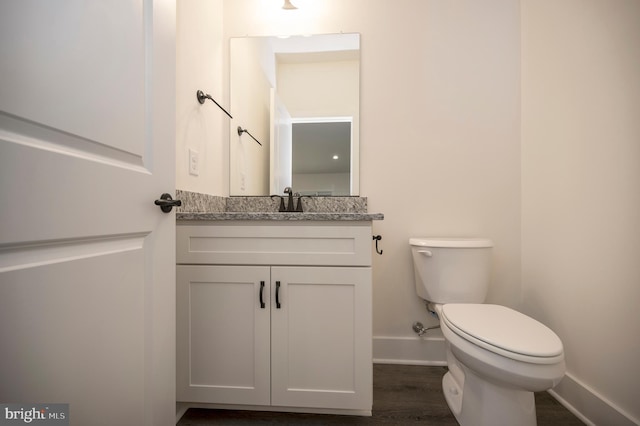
[417,250,433,257]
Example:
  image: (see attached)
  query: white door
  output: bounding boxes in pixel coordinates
[269,89,293,194]
[271,266,373,411]
[176,266,271,405]
[0,1,176,425]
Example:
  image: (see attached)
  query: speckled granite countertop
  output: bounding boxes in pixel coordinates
[175,190,384,222]
[176,212,384,221]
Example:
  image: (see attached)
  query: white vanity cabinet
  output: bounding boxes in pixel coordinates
[176,221,373,415]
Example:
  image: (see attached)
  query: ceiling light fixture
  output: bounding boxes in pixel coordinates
[282,0,297,10]
[332,155,339,160]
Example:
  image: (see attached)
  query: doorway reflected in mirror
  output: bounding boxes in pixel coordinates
[292,119,351,196]
[229,33,360,196]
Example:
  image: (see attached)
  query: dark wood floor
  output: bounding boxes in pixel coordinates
[178,364,584,425]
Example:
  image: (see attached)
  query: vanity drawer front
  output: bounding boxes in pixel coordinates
[177,224,372,266]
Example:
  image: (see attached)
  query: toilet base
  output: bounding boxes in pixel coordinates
[442,364,537,426]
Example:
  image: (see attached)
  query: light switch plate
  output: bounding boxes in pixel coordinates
[189,149,199,176]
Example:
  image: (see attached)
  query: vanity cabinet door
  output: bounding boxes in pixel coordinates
[270,266,372,411]
[176,265,271,405]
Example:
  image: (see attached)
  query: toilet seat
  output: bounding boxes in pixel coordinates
[441,304,563,364]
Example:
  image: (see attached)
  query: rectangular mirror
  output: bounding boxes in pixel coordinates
[229,33,360,196]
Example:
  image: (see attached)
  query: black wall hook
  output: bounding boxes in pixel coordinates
[373,235,383,255]
[196,90,233,118]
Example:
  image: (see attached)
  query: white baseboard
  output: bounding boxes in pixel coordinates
[176,402,190,424]
[372,334,447,366]
[549,372,639,426]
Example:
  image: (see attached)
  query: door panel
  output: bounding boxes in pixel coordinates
[177,266,271,405]
[271,266,372,410]
[0,249,145,423]
[0,1,176,425]
[0,1,145,152]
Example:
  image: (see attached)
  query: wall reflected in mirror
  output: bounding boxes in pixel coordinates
[229,33,360,196]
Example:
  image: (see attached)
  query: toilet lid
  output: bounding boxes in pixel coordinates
[442,304,563,359]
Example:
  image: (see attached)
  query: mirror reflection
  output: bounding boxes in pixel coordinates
[229,33,360,196]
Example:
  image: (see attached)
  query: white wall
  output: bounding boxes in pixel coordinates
[222,0,522,357]
[176,0,226,195]
[521,1,640,424]
[229,38,272,195]
[278,59,359,119]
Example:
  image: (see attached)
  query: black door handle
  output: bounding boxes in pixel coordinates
[154,193,182,213]
[259,281,266,309]
[275,281,281,309]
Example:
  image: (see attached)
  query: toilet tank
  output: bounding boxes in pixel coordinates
[409,238,493,304]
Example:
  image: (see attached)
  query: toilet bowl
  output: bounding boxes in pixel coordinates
[410,238,565,426]
[436,303,565,426]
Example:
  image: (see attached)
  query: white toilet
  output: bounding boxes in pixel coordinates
[410,237,565,426]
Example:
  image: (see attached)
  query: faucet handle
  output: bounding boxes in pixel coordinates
[270,195,286,212]
[295,195,311,212]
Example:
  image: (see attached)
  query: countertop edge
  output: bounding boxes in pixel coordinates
[176,212,384,221]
